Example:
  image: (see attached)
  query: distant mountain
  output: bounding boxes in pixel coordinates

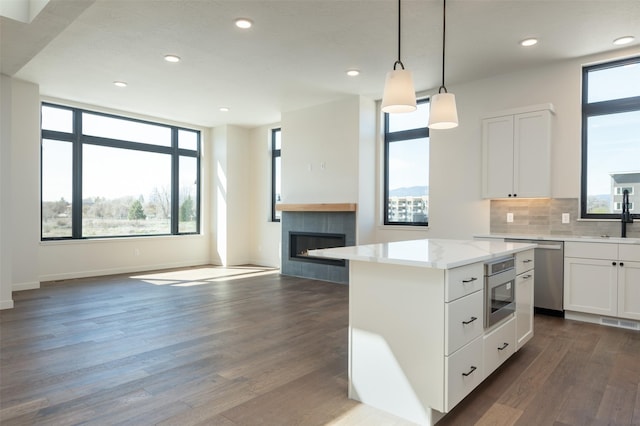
[389,186,428,197]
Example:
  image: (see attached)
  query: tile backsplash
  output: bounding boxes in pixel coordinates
[490,198,640,238]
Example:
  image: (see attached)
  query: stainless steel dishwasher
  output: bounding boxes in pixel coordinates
[505,238,564,316]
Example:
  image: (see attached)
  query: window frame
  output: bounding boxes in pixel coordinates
[40,103,201,240]
[271,128,281,222]
[580,56,640,220]
[383,98,430,226]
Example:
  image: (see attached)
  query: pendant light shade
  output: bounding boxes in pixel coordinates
[381,68,417,113]
[429,92,458,129]
[428,0,458,129]
[381,0,416,114]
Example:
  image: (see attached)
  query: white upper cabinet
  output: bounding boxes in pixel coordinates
[482,104,554,199]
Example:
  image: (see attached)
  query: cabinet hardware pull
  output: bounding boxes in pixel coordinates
[497,342,509,351]
[523,274,532,279]
[462,277,477,283]
[462,366,477,377]
[462,316,477,325]
[523,259,533,263]
[612,262,617,266]
[620,262,624,267]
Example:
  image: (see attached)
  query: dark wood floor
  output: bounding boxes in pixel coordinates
[1,266,639,426]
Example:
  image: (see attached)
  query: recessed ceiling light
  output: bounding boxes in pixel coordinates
[164,54,181,63]
[613,36,635,45]
[520,38,538,47]
[346,69,360,77]
[235,18,253,29]
[113,81,127,87]
[219,107,230,112]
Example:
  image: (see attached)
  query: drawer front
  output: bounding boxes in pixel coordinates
[565,242,617,260]
[445,336,484,412]
[483,316,516,379]
[446,262,484,302]
[445,290,484,355]
[619,244,640,262]
[515,249,535,274]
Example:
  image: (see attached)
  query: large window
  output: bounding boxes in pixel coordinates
[271,128,281,222]
[581,56,640,219]
[384,99,430,226]
[41,104,201,239]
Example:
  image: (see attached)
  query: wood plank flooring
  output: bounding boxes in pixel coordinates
[1,265,639,425]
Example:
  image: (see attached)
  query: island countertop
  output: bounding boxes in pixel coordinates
[309,238,537,269]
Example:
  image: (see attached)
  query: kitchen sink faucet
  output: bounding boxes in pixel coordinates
[621,189,634,238]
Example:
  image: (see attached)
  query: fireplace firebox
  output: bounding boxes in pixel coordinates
[289,231,346,267]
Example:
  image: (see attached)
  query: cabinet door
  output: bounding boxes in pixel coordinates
[564,258,617,316]
[482,115,514,198]
[483,317,516,379]
[516,270,534,350]
[445,290,484,355]
[618,261,640,320]
[513,110,551,197]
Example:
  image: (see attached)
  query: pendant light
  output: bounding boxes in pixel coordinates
[428,0,458,129]
[381,0,417,113]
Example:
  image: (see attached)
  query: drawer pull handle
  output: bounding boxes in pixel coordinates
[462,366,477,377]
[462,277,478,283]
[523,274,532,279]
[523,259,533,263]
[462,316,477,325]
[497,342,509,351]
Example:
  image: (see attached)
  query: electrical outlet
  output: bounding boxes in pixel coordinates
[562,213,570,224]
[507,212,514,223]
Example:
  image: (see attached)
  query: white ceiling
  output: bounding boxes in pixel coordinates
[2,0,639,129]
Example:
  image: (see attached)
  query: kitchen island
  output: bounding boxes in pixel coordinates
[310,239,537,425]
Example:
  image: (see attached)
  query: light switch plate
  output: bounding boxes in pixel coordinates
[562,213,570,224]
[507,212,514,223]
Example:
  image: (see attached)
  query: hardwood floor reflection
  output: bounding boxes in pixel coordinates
[1,266,639,425]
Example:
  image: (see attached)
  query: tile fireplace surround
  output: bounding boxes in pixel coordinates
[278,204,356,284]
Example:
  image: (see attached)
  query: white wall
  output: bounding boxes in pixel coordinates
[211,125,255,266]
[247,123,281,267]
[8,78,40,291]
[0,75,14,308]
[281,96,362,204]
[374,47,639,243]
[357,96,377,245]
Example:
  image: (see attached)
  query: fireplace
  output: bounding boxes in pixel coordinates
[289,232,346,267]
[279,207,356,284]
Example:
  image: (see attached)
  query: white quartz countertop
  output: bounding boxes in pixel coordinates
[309,238,537,269]
[475,234,640,245]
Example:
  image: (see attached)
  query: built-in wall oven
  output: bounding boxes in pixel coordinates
[484,256,516,329]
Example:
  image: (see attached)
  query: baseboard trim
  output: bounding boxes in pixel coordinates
[13,281,40,291]
[0,299,15,310]
[38,259,211,283]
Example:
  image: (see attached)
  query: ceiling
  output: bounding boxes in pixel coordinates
[2,0,639,129]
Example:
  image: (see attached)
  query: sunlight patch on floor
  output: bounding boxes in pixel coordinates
[130,266,279,286]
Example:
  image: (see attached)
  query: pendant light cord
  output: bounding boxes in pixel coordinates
[439,0,448,93]
[394,0,405,70]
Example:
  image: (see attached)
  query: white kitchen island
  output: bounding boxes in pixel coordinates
[311,239,536,425]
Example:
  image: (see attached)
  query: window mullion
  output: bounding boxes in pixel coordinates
[171,128,179,235]
[72,109,83,238]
